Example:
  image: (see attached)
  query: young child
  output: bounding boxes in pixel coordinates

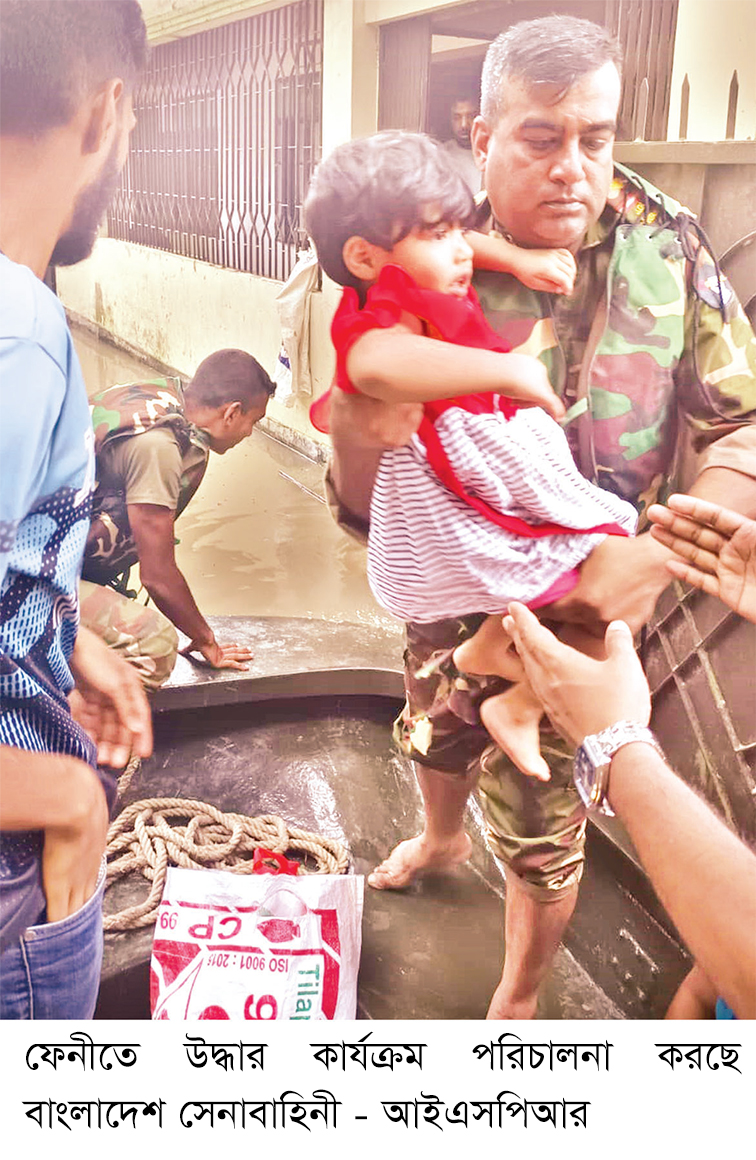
[306,131,638,780]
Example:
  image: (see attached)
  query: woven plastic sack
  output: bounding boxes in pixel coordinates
[150,867,363,1020]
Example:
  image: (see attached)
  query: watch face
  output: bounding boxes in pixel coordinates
[575,737,610,811]
[574,747,595,809]
[581,736,604,804]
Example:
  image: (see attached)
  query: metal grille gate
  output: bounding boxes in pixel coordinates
[108,0,322,281]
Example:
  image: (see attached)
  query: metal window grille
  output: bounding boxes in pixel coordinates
[108,0,322,280]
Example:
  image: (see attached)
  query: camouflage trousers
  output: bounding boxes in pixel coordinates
[395,615,586,900]
[78,580,178,690]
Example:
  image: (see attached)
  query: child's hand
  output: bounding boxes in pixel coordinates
[510,247,576,295]
[501,354,565,422]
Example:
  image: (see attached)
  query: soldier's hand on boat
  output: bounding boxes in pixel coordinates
[648,495,756,623]
[68,626,153,768]
[181,636,254,669]
[501,604,651,747]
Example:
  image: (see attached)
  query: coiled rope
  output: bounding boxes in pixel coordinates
[104,796,349,932]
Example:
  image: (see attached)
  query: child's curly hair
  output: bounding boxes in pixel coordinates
[304,131,477,289]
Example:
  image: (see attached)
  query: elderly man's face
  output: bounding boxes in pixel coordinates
[472,62,620,252]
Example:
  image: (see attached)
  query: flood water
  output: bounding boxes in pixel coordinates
[73,325,401,637]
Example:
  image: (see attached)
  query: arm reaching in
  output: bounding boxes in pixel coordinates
[648,495,756,621]
[501,605,650,744]
[68,625,153,768]
[502,602,756,1019]
[128,504,254,670]
[543,469,756,637]
[468,231,577,295]
[347,322,565,420]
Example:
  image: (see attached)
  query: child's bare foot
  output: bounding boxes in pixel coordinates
[480,691,550,781]
[368,831,472,890]
[453,615,525,682]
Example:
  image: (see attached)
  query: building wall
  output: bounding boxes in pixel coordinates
[58,0,379,448]
[667,0,756,140]
[141,0,287,42]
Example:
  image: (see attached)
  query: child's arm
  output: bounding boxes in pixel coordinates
[468,231,576,296]
[346,317,565,421]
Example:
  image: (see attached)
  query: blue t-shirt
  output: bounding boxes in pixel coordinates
[0,253,112,947]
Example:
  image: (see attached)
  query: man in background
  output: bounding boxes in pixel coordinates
[441,94,482,195]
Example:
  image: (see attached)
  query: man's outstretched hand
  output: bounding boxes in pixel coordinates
[502,603,651,747]
[648,495,756,623]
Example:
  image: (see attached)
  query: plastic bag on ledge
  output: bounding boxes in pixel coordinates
[273,246,319,406]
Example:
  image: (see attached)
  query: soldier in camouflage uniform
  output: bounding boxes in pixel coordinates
[86,376,209,584]
[81,352,275,685]
[326,15,756,1019]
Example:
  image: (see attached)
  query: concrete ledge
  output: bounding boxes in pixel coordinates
[615,140,756,165]
[154,615,405,712]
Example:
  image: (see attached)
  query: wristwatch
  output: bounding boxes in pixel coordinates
[573,721,664,817]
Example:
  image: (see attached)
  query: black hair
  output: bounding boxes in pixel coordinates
[303,131,476,290]
[481,16,623,124]
[185,350,275,412]
[0,1,148,137]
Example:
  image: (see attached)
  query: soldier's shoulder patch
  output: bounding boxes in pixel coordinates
[693,259,737,317]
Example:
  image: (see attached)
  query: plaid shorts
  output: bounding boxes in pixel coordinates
[394,615,586,899]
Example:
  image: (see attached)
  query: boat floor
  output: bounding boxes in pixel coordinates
[97,617,687,1021]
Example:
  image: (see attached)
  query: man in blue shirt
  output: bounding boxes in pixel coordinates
[0,0,152,1018]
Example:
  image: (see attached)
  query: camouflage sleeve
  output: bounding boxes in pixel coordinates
[676,254,756,462]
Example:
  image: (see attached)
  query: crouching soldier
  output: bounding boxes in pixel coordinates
[81,349,274,686]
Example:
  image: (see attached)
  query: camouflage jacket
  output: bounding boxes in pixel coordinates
[474,164,756,524]
[83,377,209,584]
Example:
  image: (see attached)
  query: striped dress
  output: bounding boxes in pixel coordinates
[325,264,638,624]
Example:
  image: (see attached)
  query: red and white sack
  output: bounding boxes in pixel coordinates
[150,867,363,1020]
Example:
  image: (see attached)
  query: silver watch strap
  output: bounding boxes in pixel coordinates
[591,722,663,809]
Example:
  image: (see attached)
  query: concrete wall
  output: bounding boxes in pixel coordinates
[668,0,756,140]
[362,0,462,23]
[141,0,287,43]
